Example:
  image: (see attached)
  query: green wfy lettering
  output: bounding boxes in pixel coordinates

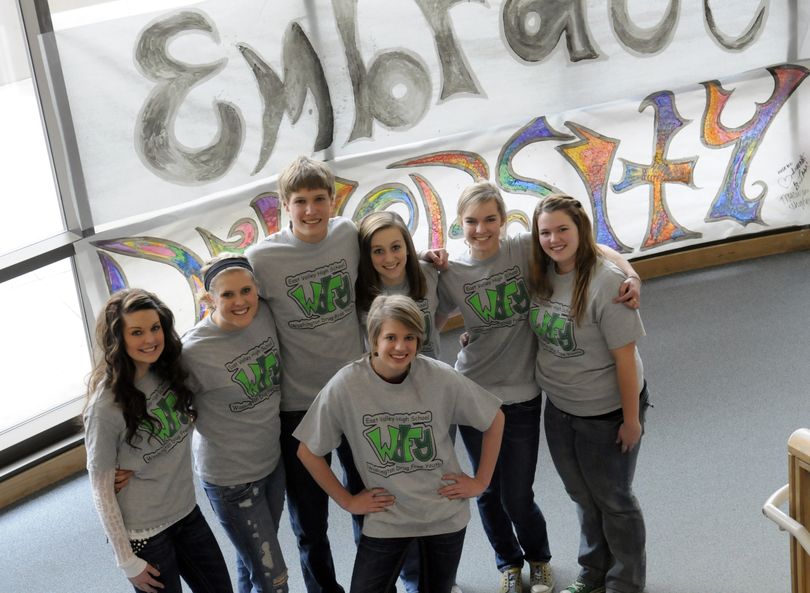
[288,273,352,317]
[141,390,188,442]
[365,424,435,464]
[467,278,530,323]
[531,309,577,352]
[231,352,280,397]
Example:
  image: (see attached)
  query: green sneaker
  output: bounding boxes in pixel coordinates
[500,566,523,593]
[528,561,555,593]
[560,580,605,593]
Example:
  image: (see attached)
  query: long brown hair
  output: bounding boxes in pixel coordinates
[529,194,598,325]
[86,288,195,447]
[356,211,426,312]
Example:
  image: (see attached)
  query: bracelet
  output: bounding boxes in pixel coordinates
[627,274,641,281]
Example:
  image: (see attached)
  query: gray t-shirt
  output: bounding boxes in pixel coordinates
[246,217,364,411]
[360,262,441,359]
[182,300,282,486]
[294,355,501,539]
[437,233,537,404]
[530,259,645,416]
[84,372,196,531]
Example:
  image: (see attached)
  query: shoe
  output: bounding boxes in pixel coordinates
[560,580,605,593]
[451,586,463,593]
[528,561,555,593]
[500,566,523,593]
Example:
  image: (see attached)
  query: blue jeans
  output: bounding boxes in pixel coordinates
[459,393,551,571]
[132,505,233,593]
[349,528,466,593]
[202,464,288,593]
[544,385,650,593]
[280,411,364,593]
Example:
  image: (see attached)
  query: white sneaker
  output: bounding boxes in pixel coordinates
[451,585,463,593]
[529,561,554,593]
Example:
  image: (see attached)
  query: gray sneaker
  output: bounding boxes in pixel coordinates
[500,566,523,593]
[560,580,605,593]
[528,561,554,593]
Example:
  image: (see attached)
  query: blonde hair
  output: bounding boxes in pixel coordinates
[529,194,598,325]
[366,295,425,352]
[201,253,256,290]
[356,212,426,311]
[278,156,335,205]
[456,181,507,222]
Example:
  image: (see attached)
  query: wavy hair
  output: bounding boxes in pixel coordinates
[529,194,598,325]
[356,211,426,312]
[85,288,195,447]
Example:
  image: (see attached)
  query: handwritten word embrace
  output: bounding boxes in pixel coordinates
[135,1,768,184]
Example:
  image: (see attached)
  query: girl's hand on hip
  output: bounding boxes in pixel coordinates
[129,563,163,592]
[616,419,642,453]
[438,473,486,499]
[344,488,395,514]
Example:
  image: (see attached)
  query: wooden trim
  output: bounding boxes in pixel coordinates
[0,445,86,509]
[631,228,810,280]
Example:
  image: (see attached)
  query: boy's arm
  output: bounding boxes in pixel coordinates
[297,442,394,514]
[597,245,641,308]
[438,409,504,499]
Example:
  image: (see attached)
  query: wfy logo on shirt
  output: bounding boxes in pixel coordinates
[226,337,281,412]
[285,260,353,329]
[139,387,191,462]
[464,266,530,327]
[530,303,584,358]
[362,411,443,477]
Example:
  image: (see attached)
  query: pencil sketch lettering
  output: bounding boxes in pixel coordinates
[610,0,680,55]
[238,22,334,175]
[134,10,244,184]
[414,0,484,99]
[502,0,598,63]
[333,0,430,140]
[704,0,767,51]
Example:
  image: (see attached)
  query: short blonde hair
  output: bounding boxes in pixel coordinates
[278,156,335,205]
[366,295,425,352]
[456,181,507,222]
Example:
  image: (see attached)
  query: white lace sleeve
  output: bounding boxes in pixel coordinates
[88,468,147,579]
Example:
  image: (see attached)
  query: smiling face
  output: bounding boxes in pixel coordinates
[536,209,580,274]
[122,309,164,379]
[209,269,259,331]
[371,319,418,381]
[284,186,333,243]
[461,199,503,260]
[370,226,409,287]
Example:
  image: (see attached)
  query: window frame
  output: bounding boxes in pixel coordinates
[0,0,97,470]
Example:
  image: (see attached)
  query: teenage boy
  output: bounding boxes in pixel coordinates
[247,156,364,593]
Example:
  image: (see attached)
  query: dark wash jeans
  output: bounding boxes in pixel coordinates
[280,411,364,593]
[349,528,466,593]
[202,463,288,593]
[133,505,232,593]
[544,384,650,593]
[459,392,551,571]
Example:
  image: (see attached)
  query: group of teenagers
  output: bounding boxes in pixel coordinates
[84,156,650,593]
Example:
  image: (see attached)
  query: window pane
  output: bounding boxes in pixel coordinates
[0,5,64,257]
[0,259,90,448]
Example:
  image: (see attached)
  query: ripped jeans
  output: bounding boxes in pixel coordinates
[203,464,288,593]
